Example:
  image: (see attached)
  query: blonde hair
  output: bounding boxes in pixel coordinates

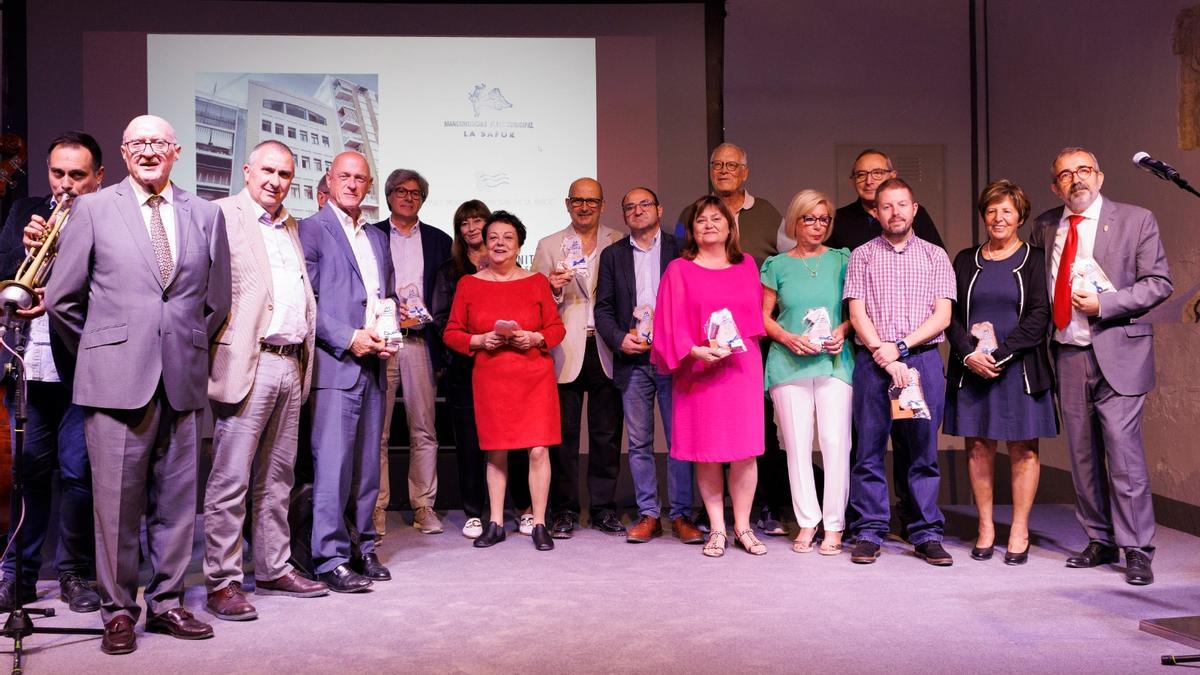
[783,189,835,243]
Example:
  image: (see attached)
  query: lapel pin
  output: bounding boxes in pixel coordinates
[1104,225,1109,232]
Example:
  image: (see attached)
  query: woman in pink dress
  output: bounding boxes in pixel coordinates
[651,196,767,557]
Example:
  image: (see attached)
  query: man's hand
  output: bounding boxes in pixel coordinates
[690,344,731,364]
[884,361,910,389]
[349,328,386,357]
[873,341,901,368]
[547,266,573,290]
[1071,289,1100,316]
[508,330,544,351]
[620,333,649,354]
[23,216,48,250]
[14,288,46,320]
[964,351,1000,379]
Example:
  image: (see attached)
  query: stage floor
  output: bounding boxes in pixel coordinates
[4,504,1198,673]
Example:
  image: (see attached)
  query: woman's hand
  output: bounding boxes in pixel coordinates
[508,330,544,351]
[471,331,505,351]
[780,331,821,356]
[964,351,1000,379]
[824,324,847,355]
[690,344,731,364]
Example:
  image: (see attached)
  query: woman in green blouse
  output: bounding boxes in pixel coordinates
[761,189,854,555]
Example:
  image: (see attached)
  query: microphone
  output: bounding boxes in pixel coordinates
[1132,151,1180,181]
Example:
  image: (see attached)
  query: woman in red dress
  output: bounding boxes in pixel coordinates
[443,211,565,551]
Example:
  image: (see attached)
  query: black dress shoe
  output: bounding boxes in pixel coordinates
[1065,541,1119,568]
[59,573,101,613]
[473,521,507,548]
[1124,549,1154,585]
[531,524,554,551]
[1004,545,1030,566]
[354,552,391,581]
[316,563,373,593]
[551,512,576,540]
[591,510,625,535]
[970,545,994,561]
[0,579,37,611]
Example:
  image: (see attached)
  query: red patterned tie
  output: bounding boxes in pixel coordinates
[1052,214,1084,330]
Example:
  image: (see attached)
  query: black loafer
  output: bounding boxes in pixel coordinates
[473,521,507,548]
[354,552,391,581]
[1124,549,1154,585]
[1065,541,1119,568]
[551,512,576,540]
[1004,545,1029,566]
[316,563,372,593]
[591,510,625,535]
[970,545,994,561]
[531,524,554,551]
[60,573,101,613]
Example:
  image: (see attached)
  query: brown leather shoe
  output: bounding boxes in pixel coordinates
[207,582,257,621]
[673,516,705,544]
[626,515,663,543]
[146,607,215,639]
[255,570,329,598]
[101,615,137,655]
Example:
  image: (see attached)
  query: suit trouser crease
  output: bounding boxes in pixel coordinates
[204,353,301,590]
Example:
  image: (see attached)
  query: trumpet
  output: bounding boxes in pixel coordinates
[0,194,73,313]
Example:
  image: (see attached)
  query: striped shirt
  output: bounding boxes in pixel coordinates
[843,234,955,344]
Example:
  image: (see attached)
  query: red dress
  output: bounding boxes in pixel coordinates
[443,273,566,450]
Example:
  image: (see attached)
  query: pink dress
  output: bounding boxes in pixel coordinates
[651,256,765,462]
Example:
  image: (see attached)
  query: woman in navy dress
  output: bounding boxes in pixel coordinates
[946,180,1057,566]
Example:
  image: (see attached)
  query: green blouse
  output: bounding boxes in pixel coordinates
[760,248,854,390]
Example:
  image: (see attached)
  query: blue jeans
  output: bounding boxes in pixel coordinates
[3,381,94,584]
[621,365,693,520]
[848,349,945,545]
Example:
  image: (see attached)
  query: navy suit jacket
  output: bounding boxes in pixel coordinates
[300,204,395,391]
[371,219,452,372]
[594,231,681,389]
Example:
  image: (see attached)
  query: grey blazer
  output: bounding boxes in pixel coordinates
[1029,196,1173,396]
[47,177,232,411]
[298,204,395,391]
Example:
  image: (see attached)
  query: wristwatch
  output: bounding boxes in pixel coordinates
[895,340,910,359]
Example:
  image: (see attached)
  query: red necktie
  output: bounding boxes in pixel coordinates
[1052,214,1084,330]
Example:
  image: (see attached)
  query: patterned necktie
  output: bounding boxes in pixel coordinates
[1052,214,1085,331]
[147,194,174,283]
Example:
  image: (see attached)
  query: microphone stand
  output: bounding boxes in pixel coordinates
[0,306,102,675]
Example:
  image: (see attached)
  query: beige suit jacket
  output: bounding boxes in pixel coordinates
[533,224,623,383]
[209,189,317,404]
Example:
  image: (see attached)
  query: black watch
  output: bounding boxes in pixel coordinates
[895,340,910,359]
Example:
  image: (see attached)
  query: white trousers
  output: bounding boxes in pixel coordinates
[770,376,852,531]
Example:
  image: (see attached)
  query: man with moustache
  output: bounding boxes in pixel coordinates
[299,151,396,592]
[843,178,955,567]
[0,132,105,614]
[372,168,451,539]
[595,187,701,545]
[47,115,231,654]
[1029,148,1172,585]
[203,140,326,622]
[533,178,624,538]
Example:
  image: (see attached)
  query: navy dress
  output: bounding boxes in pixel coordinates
[944,253,1057,439]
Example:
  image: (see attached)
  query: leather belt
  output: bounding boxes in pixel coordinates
[260,342,301,357]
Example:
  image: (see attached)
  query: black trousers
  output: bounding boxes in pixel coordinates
[550,337,623,516]
[753,349,790,516]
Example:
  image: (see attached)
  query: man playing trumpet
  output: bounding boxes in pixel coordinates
[0,132,105,614]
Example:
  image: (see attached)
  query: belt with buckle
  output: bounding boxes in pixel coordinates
[260,342,301,357]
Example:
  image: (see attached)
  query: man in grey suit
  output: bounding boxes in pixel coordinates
[46,115,231,654]
[299,151,396,593]
[1030,147,1173,586]
[203,141,327,622]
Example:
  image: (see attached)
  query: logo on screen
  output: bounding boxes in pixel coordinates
[470,84,513,117]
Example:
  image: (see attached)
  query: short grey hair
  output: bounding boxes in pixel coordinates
[1051,147,1100,177]
[710,142,748,165]
[384,168,429,199]
[247,140,295,165]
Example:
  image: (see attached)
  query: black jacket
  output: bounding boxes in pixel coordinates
[947,243,1054,395]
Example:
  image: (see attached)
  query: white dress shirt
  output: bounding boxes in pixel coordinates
[253,203,309,346]
[330,202,381,316]
[1048,195,1104,346]
[128,179,177,262]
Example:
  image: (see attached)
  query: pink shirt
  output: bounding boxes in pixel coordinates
[843,235,955,344]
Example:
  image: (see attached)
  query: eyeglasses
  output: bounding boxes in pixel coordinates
[390,188,424,200]
[123,139,174,154]
[1054,165,1096,185]
[851,168,893,183]
[799,215,832,227]
[621,199,658,213]
[568,197,602,208]
[710,161,744,173]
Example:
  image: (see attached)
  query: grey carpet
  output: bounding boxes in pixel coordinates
[3,504,1197,673]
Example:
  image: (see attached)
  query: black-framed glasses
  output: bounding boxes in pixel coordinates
[851,168,892,183]
[568,197,602,208]
[799,215,832,227]
[621,199,658,213]
[1055,165,1096,184]
[390,187,424,200]
[123,139,174,154]
[710,160,744,172]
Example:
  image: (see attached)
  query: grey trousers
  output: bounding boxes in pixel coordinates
[377,335,438,518]
[85,392,197,623]
[1056,345,1156,551]
[203,352,302,590]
